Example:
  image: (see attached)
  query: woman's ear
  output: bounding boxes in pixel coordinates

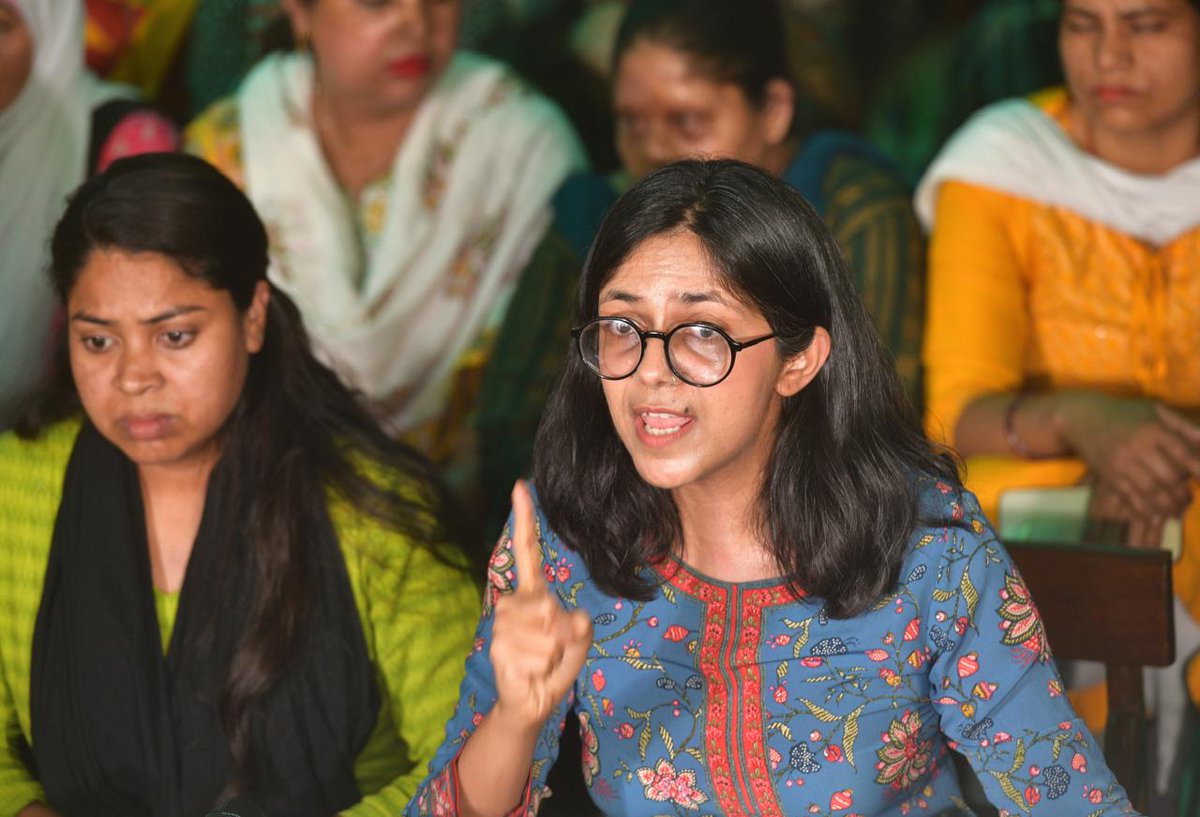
[243,281,271,354]
[775,326,830,398]
[280,0,311,45]
[760,78,795,148]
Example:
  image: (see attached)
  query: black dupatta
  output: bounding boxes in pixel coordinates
[30,423,380,817]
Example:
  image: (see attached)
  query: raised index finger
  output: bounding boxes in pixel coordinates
[510,480,548,596]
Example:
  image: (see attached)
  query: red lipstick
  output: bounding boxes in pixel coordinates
[388,56,431,79]
[1092,85,1137,102]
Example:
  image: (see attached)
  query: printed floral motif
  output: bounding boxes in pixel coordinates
[422,131,463,210]
[404,482,1139,817]
[875,710,933,788]
[996,571,1052,664]
[579,711,601,786]
[445,216,503,299]
[635,759,708,810]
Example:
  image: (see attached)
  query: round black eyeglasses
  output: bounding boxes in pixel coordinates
[571,317,776,387]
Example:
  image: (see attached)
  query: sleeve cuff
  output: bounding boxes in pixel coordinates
[430,750,536,817]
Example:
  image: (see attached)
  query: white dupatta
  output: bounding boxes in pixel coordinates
[0,0,128,423]
[238,51,585,433]
[915,97,1200,246]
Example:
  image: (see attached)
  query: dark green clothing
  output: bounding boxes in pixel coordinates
[864,0,1062,187]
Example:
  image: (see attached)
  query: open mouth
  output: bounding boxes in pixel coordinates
[640,411,693,438]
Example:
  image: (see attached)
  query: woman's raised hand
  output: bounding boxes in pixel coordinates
[489,481,593,730]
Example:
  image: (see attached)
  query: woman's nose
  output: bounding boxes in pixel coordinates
[115,345,162,395]
[1095,24,1133,71]
[633,335,676,385]
[394,0,431,39]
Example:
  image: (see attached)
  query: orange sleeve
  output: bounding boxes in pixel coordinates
[922,180,1030,445]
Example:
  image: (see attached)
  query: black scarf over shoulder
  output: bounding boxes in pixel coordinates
[30,423,380,817]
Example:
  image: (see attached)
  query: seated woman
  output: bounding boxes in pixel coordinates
[478,0,924,534]
[916,0,1200,794]
[0,154,479,817]
[0,0,177,428]
[406,159,1139,816]
[186,0,586,506]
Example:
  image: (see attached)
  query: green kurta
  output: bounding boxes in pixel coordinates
[0,420,481,816]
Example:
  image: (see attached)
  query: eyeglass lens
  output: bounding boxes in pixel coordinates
[579,319,732,385]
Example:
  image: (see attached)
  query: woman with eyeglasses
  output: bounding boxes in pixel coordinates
[475,0,925,539]
[404,160,1139,817]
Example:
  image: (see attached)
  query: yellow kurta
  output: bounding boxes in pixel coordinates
[922,90,1200,623]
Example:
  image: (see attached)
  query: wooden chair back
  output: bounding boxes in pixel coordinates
[1005,540,1175,813]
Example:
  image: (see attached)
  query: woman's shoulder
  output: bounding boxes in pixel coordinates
[787,129,908,213]
[0,419,81,478]
[913,91,1074,230]
[446,52,581,145]
[911,475,989,531]
[899,476,1005,582]
[326,458,472,579]
[0,420,81,542]
[551,170,620,259]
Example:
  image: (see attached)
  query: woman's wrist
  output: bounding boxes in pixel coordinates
[1048,390,1108,460]
[487,697,551,741]
[457,703,544,817]
[1003,394,1037,458]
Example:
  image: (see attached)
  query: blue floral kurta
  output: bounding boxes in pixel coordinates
[408,481,1138,816]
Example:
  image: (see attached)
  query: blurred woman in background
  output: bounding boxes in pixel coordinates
[0,0,176,428]
[917,0,1200,806]
[187,0,586,511]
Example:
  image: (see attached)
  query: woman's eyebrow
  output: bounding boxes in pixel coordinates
[677,290,729,305]
[600,289,641,304]
[140,306,207,325]
[599,287,731,306]
[68,306,207,325]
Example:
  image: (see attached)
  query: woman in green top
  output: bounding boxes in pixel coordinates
[0,152,479,817]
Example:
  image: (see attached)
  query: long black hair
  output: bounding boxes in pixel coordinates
[533,159,959,618]
[19,152,461,789]
[613,0,804,132]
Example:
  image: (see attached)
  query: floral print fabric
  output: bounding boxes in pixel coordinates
[407,481,1138,816]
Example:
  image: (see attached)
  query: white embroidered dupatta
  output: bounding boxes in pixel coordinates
[238,51,585,432]
[915,97,1200,246]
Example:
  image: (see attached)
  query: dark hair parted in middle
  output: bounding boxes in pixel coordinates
[532,159,959,618]
[613,0,793,110]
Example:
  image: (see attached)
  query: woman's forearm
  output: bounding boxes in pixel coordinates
[953,391,1082,459]
[457,702,544,817]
